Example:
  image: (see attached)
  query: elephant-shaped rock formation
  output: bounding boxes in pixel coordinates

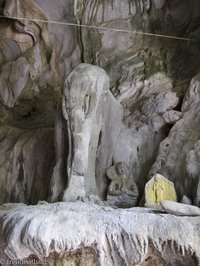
[50,64,123,202]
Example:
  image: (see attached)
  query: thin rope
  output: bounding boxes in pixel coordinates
[0,14,199,42]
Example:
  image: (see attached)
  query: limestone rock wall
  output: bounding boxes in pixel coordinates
[0,126,54,204]
[76,0,200,201]
[149,73,200,204]
[79,0,200,87]
[0,0,81,204]
[0,0,200,205]
[0,1,200,264]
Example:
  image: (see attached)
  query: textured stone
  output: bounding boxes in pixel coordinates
[0,126,55,205]
[3,0,81,79]
[0,57,30,108]
[49,64,123,202]
[0,0,81,204]
[181,195,192,205]
[80,0,200,84]
[194,178,200,207]
[114,56,145,107]
[152,0,166,9]
[113,79,179,194]
[161,201,200,216]
[0,202,199,265]
[145,174,177,206]
[149,73,200,204]
[158,0,200,35]
[106,162,138,208]
[163,110,182,124]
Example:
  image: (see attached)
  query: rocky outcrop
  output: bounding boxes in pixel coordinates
[113,79,180,195]
[149,73,200,204]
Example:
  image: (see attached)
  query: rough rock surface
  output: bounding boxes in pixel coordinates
[0,126,54,205]
[0,202,199,265]
[79,0,200,85]
[149,73,200,204]
[113,81,180,195]
[0,0,81,204]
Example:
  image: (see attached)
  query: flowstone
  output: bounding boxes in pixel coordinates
[0,202,199,266]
